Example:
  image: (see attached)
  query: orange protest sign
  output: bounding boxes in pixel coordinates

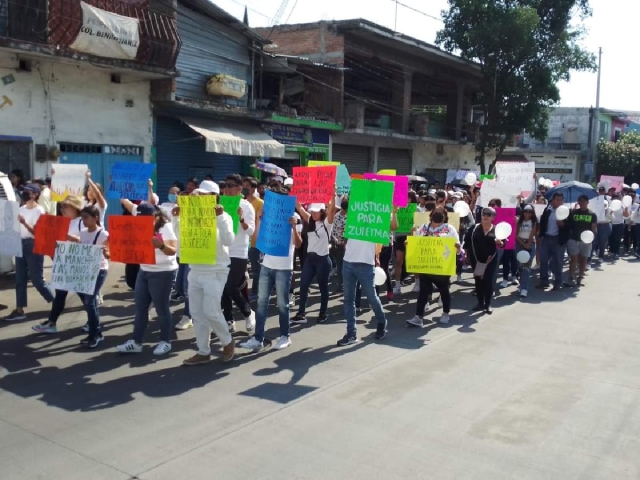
[108,215,156,264]
[33,216,71,258]
[291,166,337,204]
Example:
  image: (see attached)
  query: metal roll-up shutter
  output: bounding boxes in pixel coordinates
[156,117,244,196]
[377,148,412,175]
[332,144,370,174]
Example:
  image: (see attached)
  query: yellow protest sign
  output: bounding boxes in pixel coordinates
[178,195,217,264]
[406,236,457,276]
[308,160,340,167]
[378,169,396,175]
[413,211,460,230]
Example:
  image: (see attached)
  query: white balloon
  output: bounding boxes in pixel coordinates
[580,230,595,244]
[555,205,570,221]
[516,250,531,264]
[374,267,387,286]
[464,172,477,185]
[632,183,639,190]
[544,180,554,188]
[453,201,470,217]
[494,222,512,240]
[622,195,633,208]
[538,177,546,186]
[610,199,622,212]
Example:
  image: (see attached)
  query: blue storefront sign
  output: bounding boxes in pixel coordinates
[262,123,330,147]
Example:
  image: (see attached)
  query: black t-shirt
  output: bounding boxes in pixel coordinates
[569,208,597,241]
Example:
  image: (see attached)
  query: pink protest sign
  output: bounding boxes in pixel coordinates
[493,207,517,250]
[599,175,624,192]
[363,173,408,207]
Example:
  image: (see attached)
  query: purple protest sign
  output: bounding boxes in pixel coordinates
[363,173,408,207]
[493,207,517,250]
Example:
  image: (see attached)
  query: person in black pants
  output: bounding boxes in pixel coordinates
[464,207,503,314]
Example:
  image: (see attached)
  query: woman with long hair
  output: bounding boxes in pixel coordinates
[84,169,107,225]
[407,206,460,327]
[464,207,504,314]
[3,184,55,321]
[116,204,178,356]
[516,205,538,298]
[291,194,336,324]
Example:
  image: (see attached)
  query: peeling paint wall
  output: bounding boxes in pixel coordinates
[0,51,152,178]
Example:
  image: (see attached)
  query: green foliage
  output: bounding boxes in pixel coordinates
[436,0,596,173]
[596,132,640,180]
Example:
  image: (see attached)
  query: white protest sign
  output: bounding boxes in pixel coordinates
[496,162,536,196]
[51,164,88,202]
[70,2,140,60]
[0,200,22,257]
[533,204,547,220]
[588,195,606,223]
[479,179,518,208]
[51,241,102,295]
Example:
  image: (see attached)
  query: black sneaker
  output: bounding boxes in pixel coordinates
[317,313,328,324]
[290,314,308,325]
[227,321,236,333]
[375,323,387,340]
[170,294,185,303]
[81,334,104,348]
[336,334,358,346]
[81,323,102,333]
[3,310,27,321]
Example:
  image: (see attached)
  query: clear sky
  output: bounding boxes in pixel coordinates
[213,0,640,111]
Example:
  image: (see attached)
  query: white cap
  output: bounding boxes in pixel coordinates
[428,189,437,195]
[194,180,219,195]
[308,203,326,212]
[452,192,464,199]
[273,175,284,184]
[284,177,294,187]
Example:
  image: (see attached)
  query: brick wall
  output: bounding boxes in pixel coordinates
[256,23,345,66]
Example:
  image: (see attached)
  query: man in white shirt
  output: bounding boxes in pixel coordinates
[183,181,236,365]
[221,174,256,333]
[337,238,388,346]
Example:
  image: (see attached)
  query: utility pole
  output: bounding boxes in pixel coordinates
[394,0,398,31]
[591,47,602,182]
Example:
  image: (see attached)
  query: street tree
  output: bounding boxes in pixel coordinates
[596,131,640,181]
[436,0,596,173]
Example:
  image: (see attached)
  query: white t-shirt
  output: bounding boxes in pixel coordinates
[518,219,534,239]
[229,199,256,259]
[67,217,85,237]
[80,228,110,270]
[610,207,627,225]
[19,204,44,239]
[262,217,303,271]
[141,222,178,272]
[306,218,333,256]
[344,238,377,266]
[85,201,107,226]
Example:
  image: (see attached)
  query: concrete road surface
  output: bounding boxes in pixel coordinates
[0,258,638,480]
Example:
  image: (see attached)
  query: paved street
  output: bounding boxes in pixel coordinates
[0,258,639,480]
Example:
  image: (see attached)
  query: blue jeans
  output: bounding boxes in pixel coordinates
[82,270,108,337]
[595,224,611,259]
[539,236,564,287]
[502,250,518,281]
[297,253,332,316]
[516,244,536,291]
[15,238,54,308]
[254,266,291,343]
[609,223,624,256]
[175,261,186,295]
[492,249,504,288]
[343,261,387,337]
[133,269,177,344]
[248,247,262,296]
[182,264,190,318]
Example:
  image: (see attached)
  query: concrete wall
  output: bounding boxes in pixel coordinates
[413,142,495,172]
[527,107,591,148]
[0,50,153,178]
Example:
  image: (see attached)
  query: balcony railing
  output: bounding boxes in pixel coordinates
[0,0,180,70]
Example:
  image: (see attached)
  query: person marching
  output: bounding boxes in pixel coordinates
[515,205,538,298]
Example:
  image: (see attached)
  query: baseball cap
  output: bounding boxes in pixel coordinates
[194,180,219,195]
[23,183,41,195]
[308,203,326,213]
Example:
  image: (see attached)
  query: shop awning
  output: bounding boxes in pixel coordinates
[181,117,285,158]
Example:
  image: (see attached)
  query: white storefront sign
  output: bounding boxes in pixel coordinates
[70,2,140,60]
[531,156,577,182]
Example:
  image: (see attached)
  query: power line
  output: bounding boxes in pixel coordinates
[283,0,299,25]
[391,0,443,23]
[225,0,273,21]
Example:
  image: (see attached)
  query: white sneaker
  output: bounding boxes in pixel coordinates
[520,289,528,298]
[116,339,142,353]
[406,316,423,328]
[393,285,401,296]
[153,341,172,356]
[437,298,443,309]
[175,316,193,330]
[439,313,450,324]
[245,311,256,332]
[239,336,263,351]
[97,294,104,305]
[456,274,462,283]
[412,282,420,293]
[500,280,509,289]
[274,336,291,350]
[289,294,295,307]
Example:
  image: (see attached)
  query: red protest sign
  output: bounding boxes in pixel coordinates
[291,166,337,204]
[108,215,156,264]
[33,216,71,258]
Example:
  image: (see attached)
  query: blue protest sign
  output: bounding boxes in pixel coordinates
[336,164,351,196]
[107,163,156,200]
[257,189,296,257]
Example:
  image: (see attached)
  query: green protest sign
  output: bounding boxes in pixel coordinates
[219,195,241,234]
[396,203,417,234]
[344,179,394,244]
